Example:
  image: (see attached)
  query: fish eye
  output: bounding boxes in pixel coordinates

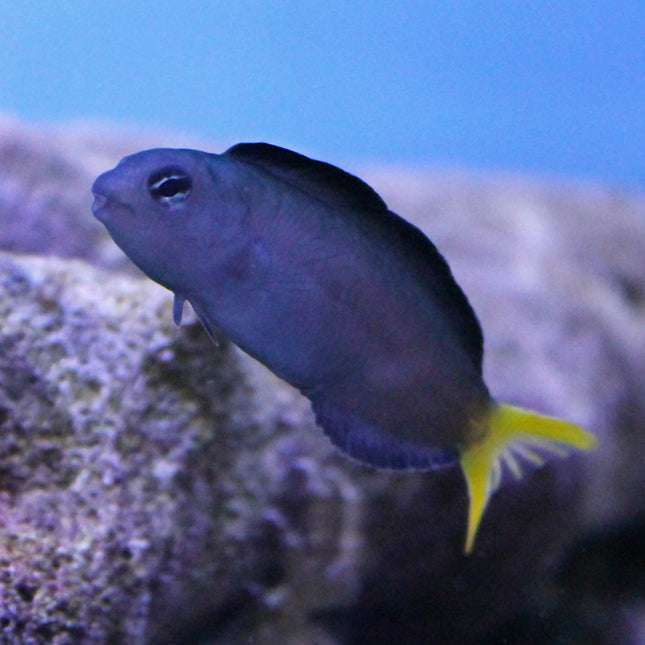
[147,166,192,205]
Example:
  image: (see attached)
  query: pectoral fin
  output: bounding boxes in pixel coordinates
[173,294,185,326]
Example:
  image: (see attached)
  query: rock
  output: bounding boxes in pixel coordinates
[1,117,645,643]
[0,253,362,644]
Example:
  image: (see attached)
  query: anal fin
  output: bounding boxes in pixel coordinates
[309,394,458,471]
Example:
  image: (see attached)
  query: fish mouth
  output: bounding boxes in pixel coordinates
[91,172,115,221]
[91,192,109,219]
[91,191,135,223]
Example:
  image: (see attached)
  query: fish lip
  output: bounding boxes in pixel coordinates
[91,192,108,218]
[91,190,135,221]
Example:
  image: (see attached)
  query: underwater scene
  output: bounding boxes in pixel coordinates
[1,4,645,644]
[0,115,644,644]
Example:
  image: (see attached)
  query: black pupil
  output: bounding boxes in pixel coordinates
[148,167,192,202]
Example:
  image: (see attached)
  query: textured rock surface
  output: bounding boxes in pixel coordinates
[0,254,362,644]
[1,117,645,643]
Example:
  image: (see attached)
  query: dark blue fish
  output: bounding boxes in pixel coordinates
[92,143,596,552]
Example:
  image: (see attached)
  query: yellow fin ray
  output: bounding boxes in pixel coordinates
[500,447,523,479]
[508,443,546,469]
[489,459,503,492]
[460,403,597,554]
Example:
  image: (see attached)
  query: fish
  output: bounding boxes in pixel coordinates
[91,142,597,553]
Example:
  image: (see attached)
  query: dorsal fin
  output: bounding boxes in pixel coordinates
[225,142,388,212]
[389,216,485,372]
[227,142,483,371]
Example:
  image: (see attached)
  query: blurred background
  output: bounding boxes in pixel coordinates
[1,0,643,186]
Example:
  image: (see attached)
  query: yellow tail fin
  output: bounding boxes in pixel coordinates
[459,403,597,554]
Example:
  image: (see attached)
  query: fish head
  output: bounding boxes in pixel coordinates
[91,148,253,294]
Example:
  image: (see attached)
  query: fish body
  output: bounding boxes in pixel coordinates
[92,143,596,552]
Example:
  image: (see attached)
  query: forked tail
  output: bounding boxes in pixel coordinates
[459,403,597,554]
